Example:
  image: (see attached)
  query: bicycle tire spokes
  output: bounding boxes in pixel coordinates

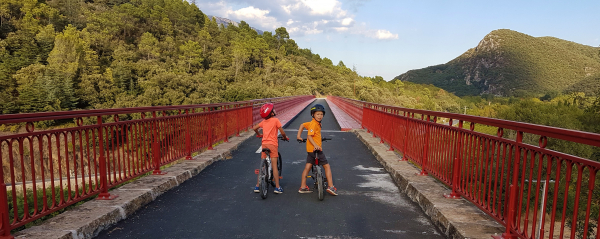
[259,159,269,199]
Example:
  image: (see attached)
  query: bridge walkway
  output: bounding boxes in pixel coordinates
[96,99,443,238]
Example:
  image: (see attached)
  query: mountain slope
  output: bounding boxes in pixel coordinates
[394,29,600,96]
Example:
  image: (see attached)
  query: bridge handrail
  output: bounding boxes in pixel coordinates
[0,95,314,236]
[329,95,600,239]
[329,96,600,148]
[0,96,306,125]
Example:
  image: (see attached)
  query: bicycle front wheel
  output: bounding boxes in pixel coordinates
[277,152,282,177]
[259,160,269,199]
[317,167,324,201]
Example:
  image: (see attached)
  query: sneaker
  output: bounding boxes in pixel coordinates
[274,187,283,194]
[254,186,259,193]
[326,186,338,196]
[298,186,313,193]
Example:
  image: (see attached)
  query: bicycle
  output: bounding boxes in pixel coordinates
[255,135,288,199]
[298,137,332,201]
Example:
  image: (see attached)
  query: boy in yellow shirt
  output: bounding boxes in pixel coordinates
[296,104,337,195]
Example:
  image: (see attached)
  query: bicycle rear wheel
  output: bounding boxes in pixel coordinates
[259,160,269,199]
[317,167,324,201]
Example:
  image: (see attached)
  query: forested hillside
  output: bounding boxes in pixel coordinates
[0,0,462,118]
[394,29,600,97]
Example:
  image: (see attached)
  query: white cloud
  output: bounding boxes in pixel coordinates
[334,27,349,32]
[194,0,396,40]
[228,6,281,29]
[341,17,353,26]
[374,29,399,40]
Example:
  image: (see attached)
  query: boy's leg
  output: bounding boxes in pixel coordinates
[323,164,333,187]
[323,164,337,196]
[271,157,280,188]
[300,163,312,188]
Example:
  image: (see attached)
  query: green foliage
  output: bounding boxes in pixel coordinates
[0,0,468,119]
[396,29,600,97]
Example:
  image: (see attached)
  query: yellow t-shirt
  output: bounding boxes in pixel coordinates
[303,119,322,152]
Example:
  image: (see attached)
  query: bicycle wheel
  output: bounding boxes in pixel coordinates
[259,160,269,199]
[277,152,282,177]
[317,167,324,201]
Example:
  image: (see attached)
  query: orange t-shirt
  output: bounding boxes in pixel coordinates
[258,118,282,146]
[303,119,322,152]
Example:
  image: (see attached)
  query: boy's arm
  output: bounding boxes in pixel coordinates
[252,124,262,137]
[278,127,288,140]
[296,124,305,140]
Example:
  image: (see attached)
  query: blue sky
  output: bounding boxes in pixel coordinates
[193,0,600,81]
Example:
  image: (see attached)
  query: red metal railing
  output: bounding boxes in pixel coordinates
[0,95,314,236]
[329,95,600,239]
[328,96,362,124]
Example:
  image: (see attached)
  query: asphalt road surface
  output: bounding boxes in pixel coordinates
[96,99,444,239]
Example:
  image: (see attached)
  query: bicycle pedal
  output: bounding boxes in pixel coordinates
[254,169,259,174]
[279,176,282,179]
[307,176,311,178]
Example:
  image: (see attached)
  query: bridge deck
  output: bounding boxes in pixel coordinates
[96,99,443,238]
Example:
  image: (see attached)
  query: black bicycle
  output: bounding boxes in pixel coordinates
[256,135,288,199]
[298,137,332,201]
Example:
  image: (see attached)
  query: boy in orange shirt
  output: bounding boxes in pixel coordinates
[253,103,288,194]
[296,104,337,195]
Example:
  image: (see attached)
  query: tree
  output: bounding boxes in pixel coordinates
[274,27,289,49]
[44,24,87,110]
[14,64,47,112]
[179,40,203,72]
[139,32,160,60]
[231,37,250,80]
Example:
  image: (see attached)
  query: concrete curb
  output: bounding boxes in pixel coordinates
[351,129,505,239]
[14,131,256,239]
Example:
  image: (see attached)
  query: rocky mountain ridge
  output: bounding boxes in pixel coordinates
[207,15,264,35]
[394,29,600,97]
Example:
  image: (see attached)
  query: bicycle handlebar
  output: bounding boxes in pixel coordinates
[297,138,332,143]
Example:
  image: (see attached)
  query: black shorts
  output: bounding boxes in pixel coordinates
[306,151,328,165]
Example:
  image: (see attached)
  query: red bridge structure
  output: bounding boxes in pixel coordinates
[0,94,599,239]
[329,96,600,239]
[0,96,313,238]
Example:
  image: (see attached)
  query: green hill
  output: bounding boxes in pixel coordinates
[0,0,463,119]
[394,29,600,97]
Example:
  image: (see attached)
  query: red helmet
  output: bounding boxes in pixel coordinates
[260,103,275,118]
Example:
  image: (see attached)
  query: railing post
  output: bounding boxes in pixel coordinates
[401,111,409,161]
[207,108,214,150]
[97,116,117,200]
[361,103,365,129]
[388,117,394,151]
[0,148,13,238]
[379,111,385,143]
[152,112,166,175]
[224,106,229,143]
[445,119,462,199]
[185,109,193,160]
[493,131,523,239]
[418,115,430,176]
[235,105,240,137]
